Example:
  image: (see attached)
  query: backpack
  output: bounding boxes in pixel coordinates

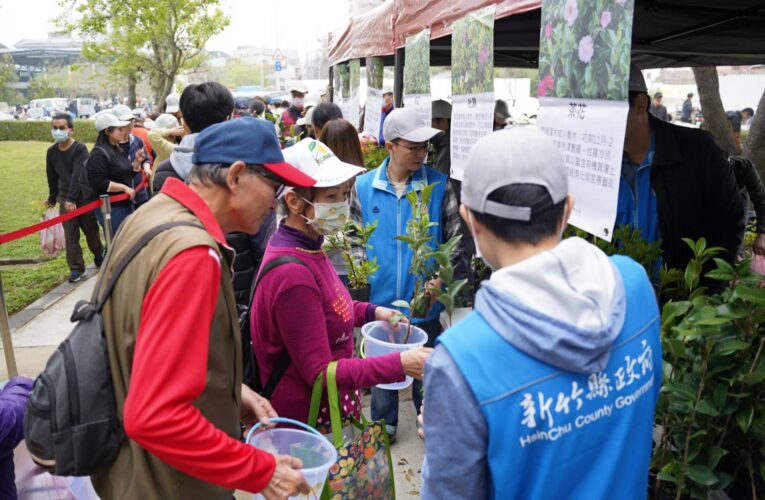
[240,255,311,397]
[24,221,202,476]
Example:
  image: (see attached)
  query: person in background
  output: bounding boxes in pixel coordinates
[319,88,329,103]
[89,112,139,235]
[234,97,252,118]
[45,113,105,282]
[681,92,694,123]
[430,99,452,177]
[649,92,669,122]
[311,102,343,139]
[92,117,315,499]
[493,100,510,131]
[165,92,181,122]
[421,127,662,499]
[0,376,34,499]
[741,107,755,127]
[280,86,308,136]
[131,108,154,166]
[378,89,394,144]
[350,108,464,442]
[148,113,183,169]
[249,99,267,119]
[319,119,364,168]
[616,66,743,286]
[152,82,235,192]
[252,138,431,435]
[112,105,151,207]
[730,156,765,256]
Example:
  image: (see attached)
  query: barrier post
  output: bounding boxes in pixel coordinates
[0,272,18,378]
[100,194,113,248]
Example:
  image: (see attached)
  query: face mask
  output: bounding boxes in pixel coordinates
[51,129,69,143]
[467,210,496,272]
[292,97,304,108]
[301,198,349,235]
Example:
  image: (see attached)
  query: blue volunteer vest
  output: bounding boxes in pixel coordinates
[439,255,662,499]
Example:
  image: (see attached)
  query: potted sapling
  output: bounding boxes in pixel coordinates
[324,218,379,302]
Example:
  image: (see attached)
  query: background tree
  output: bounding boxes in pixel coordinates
[692,66,736,154]
[0,54,22,105]
[61,0,229,109]
[743,89,765,179]
[26,72,62,100]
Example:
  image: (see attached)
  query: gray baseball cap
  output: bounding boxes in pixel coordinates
[383,108,441,143]
[461,126,568,221]
[432,99,452,119]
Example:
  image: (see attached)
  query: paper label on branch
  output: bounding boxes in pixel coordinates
[364,88,383,140]
[450,5,495,181]
[403,94,431,125]
[537,97,628,242]
[450,92,495,181]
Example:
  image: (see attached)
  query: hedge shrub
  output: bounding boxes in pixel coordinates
[0,119,98,143]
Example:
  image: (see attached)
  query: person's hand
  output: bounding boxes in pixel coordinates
[124,186,135,200]
[167,126,186,138]
[241,383,278,427]
[400,347,433,380]
[417,402,425,439]
[260,456,311,500]
[753,233,765,256]
[142,164,152,179]
[132,150,146,171]
[64,201,77,212]
[375,307,409,328]
[43,200,55,208]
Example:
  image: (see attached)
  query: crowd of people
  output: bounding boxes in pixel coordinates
[0,62,762,499]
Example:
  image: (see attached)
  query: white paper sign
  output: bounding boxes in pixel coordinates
[364,88,383,140]
[403,94,432,127]
[537,97,628,242]
[450,92,494,181]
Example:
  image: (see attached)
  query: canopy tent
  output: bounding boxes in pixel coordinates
[328,0,765,69]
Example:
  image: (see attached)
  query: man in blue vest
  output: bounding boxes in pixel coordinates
[350,108,463,442]
[421,127,662,499]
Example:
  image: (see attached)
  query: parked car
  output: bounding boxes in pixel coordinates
[28,98,68,119]
[74,97,97,118]
[0,111,16,121]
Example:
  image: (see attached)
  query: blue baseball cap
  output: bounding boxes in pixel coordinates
[193,117,315,188]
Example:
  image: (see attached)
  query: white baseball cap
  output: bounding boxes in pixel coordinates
[290,84,309,94]
[462,126,568,221]
[132,108,147,119]
[165,93,180,113]
[153,113,179,130]
[94,111,130,132]
[282,138,365,188]
[383,108,441,143]
[111,104,134,121]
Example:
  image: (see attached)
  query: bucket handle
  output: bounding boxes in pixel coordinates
[246,417,325,443]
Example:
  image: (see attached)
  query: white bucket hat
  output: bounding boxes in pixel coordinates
[281,138,365,189]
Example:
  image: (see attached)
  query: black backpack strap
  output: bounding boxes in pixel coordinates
[94,221,204,310]
[248,255,312,398]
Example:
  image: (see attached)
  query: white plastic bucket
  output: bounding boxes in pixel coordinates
[247,418,337,499]
[361,320,428,390]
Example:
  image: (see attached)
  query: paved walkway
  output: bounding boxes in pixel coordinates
[3,270,424,498]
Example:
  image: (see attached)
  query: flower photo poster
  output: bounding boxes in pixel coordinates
[364,57,385,140]
[450,5,495,181]
[536,0,635,241]
[403,29,432,125]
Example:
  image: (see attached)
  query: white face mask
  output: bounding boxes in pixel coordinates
[301,198,349,235]
[292,97,304,108]
[467,209,496,272]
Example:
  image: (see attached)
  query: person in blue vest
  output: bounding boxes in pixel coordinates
[350,108,464,442]
[421,127,662,499]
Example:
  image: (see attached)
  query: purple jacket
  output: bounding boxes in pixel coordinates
[1,377,33,499]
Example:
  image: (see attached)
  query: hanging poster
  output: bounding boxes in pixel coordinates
[336,62,351,120]
[364,57,385,141]
[536,0,635,241]
[403,29,432,125]
[450,6,495,181]
[348,59,361,130]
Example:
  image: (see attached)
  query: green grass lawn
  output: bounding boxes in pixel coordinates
[0,141,100,314]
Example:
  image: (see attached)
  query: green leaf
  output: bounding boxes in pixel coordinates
[715,339,750,355]
[736,405,754,432]
[663,381,696,400]
[706,447,727,470]
[391,300,410,309]
[739,371,765,385]
[685,464,717,486]
[732,285,765,304]
[695,399,720,417]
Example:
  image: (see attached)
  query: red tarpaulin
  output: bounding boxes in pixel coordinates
[327,0,397,67]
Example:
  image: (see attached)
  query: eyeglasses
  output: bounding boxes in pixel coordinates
[250,165,285,198]
[394,140,429,154]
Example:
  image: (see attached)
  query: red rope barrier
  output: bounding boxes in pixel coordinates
[0,178,147,245]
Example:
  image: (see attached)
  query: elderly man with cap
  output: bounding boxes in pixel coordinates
[421,126,662,499]
[430,99,452,177]
[165,92,181,121]
[350,108,465,442]
[378,87,395,144]
[91,117,316,500]
[649,92,669,122]
[280,84,308,134]
[616,66,743,284]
